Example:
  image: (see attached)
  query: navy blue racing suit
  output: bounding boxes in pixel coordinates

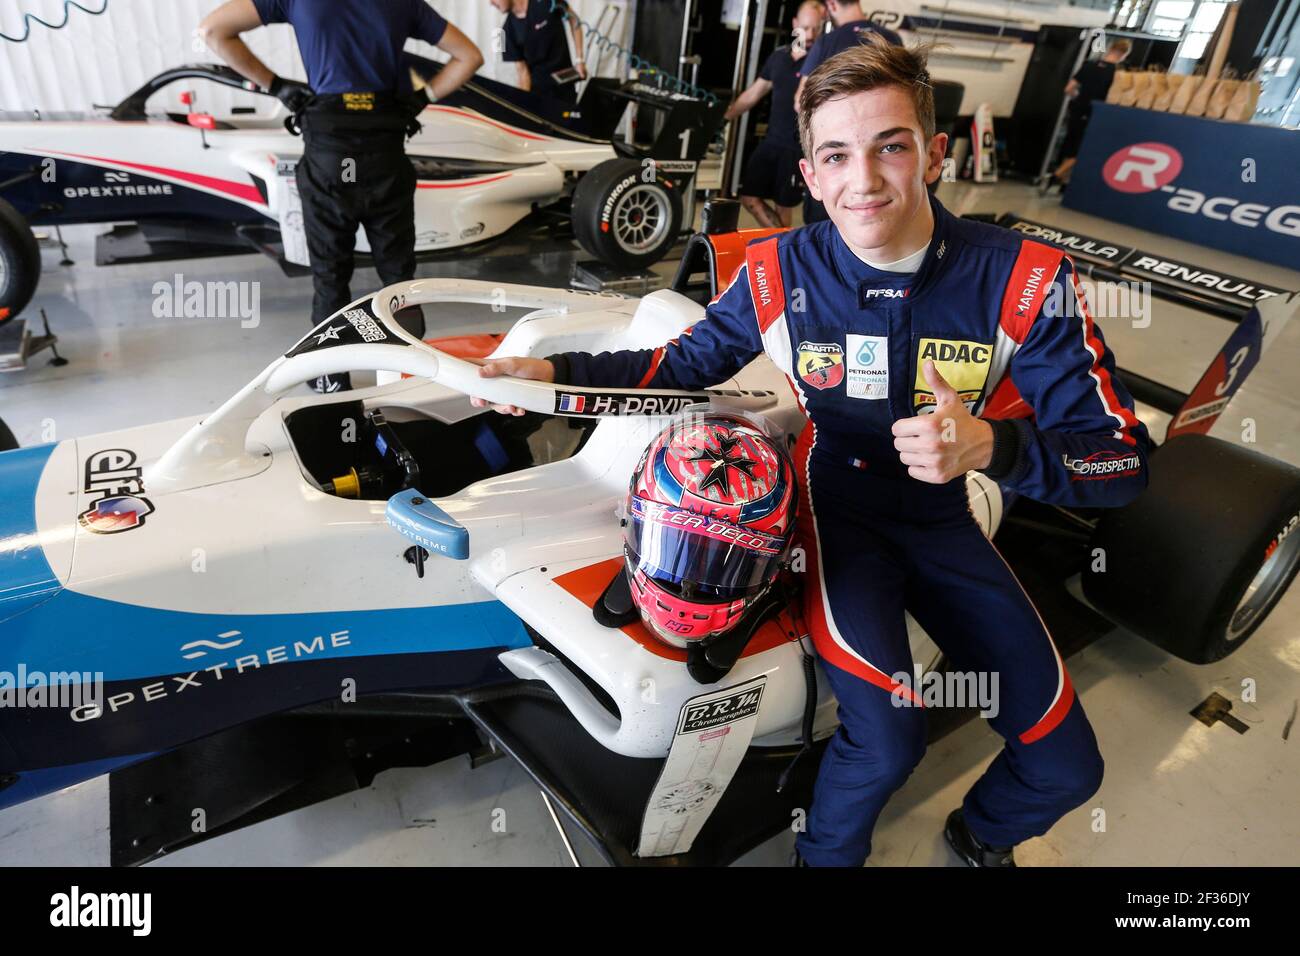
[548,194,1151,865]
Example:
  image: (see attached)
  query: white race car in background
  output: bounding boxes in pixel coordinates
[0,60,723,321]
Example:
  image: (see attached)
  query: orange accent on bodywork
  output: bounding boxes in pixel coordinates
[706,227,786,302]
[552,558,795,662]
[399,333,504,379]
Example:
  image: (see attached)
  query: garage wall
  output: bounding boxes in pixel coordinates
[0,0,635,115]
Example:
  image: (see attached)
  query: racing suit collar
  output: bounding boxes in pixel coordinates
[830,192,954,309]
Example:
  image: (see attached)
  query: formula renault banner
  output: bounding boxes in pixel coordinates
[1063,104,1300,270]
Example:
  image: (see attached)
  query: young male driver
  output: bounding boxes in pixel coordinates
[471,38,1151,867]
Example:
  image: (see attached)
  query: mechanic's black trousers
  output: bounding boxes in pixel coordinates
[296,128,420,333]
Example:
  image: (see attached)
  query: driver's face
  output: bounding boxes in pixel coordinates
[798,86,946,256]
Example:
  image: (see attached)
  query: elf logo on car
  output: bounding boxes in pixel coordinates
[1264,512,1299,561]
[1060,450,1142,480]
[77,449,154,534]
[1102,142,1183,194]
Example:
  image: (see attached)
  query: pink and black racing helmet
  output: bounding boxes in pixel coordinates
[624,414,797,649]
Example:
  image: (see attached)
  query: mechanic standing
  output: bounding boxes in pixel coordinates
[489,0,586,105]
[200,0,483,393]
[472,39,1151,867]
[795,0,902,224]
[725,0,826,228]
[1050,38,1131,188]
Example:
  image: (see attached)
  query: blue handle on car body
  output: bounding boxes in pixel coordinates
[385,489,469,561]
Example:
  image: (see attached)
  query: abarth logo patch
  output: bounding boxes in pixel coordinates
[796,341,844,391]
[913,338,992,412]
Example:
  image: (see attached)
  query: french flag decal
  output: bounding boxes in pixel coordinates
[558,393,586,413]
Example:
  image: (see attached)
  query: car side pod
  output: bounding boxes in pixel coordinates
[386,488,470,564]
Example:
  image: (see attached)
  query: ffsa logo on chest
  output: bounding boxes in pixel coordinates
[860,285,909,305]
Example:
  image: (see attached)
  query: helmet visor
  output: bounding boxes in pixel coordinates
[625,496,788,600]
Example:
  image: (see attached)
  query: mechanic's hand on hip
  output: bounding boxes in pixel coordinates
[891,360,994,483]
[471,357,555,416]
[269,75,314,113]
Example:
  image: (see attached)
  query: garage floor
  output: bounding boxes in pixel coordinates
[2,180,1298,866]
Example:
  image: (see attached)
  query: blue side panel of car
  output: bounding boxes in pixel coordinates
[0,444,60,622]
[0,151,271,226]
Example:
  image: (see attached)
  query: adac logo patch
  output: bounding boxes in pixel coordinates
[797,341,844,391]
[913,338,992,411]
[78,449,154,535]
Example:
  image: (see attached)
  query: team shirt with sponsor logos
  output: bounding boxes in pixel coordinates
[555,195,1151,508]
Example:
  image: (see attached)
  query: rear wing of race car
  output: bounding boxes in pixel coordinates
[996,215,1298,441]
[671,202,1299,443]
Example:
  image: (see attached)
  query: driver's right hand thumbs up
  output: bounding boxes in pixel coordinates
[470,357,555,416]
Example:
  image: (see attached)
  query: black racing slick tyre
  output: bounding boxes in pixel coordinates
[0,197,41,324]
[0,418,17,451]
[571,158,682,271]
[1083,434,1300,664]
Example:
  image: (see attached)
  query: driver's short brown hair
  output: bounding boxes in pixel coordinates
[798,36,936,159]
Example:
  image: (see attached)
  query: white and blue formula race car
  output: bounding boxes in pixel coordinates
[0,59,722,322]
[1,211,1298,866]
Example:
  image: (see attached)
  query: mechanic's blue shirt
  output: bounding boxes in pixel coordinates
[502,0,574,98]
[798,20,903,77]
[551,194,1152,509]
[253,0,448,94]
[759,45,801,148]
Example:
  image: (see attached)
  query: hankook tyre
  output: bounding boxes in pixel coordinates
[1083,434,1300,663]
[571,158,682,271]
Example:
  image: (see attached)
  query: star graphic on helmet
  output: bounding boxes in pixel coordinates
[688,434,758,494]
[314,324,343,345]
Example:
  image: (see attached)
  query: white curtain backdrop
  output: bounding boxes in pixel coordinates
[0,0,636,116]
